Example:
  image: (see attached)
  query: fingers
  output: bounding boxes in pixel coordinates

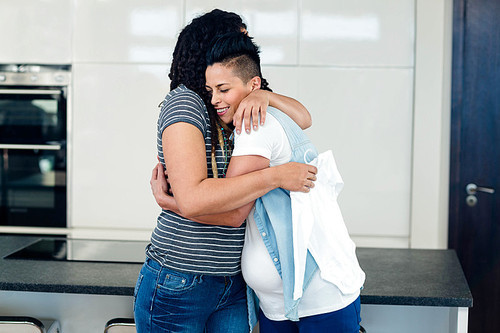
[301,165,317,193]
[298,185,311,193]
[233,101,253,134]
[259,106,266,126]
[233,108,243,135]
[299,180,315,193]
[252,106,260,131]
[307,175,317,183]
[234,104,255,134]
[151,165,159,181]
[151,163,166,185]
[156,163,164,179]
[167,179,173,195]
[234,96,269,133]
[243,106,252,134]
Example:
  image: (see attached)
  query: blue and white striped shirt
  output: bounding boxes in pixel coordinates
[146,85,245,276]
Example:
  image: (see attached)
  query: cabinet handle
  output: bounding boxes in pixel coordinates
[0,144,61,151]
[0,89,61,95]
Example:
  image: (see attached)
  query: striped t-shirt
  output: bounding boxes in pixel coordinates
[145,85,245,276]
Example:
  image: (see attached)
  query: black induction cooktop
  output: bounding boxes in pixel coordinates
[4,238,148,264]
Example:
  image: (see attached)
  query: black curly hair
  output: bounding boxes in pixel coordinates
[168,9,271,176]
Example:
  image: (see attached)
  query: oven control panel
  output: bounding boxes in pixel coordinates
[0,64,70,86]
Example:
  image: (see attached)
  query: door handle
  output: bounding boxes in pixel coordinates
[0,144,61,151]
[466,183,495,195]
[0,89,61,95]
[465,183,495,207]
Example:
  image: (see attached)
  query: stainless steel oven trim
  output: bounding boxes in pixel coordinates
[0,144,62,150]
[0,65,71,87]
[66,78,72,230]
[0,89,62,95]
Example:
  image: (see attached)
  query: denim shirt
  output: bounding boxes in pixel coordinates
[247,107,319,330]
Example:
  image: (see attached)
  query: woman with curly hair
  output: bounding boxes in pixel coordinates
[133,9,317,333]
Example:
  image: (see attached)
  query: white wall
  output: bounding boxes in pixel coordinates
[0,0,452,249]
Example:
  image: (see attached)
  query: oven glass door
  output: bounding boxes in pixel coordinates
[0,146,66,227]
[0,87,67,228]
[0,88,66,144]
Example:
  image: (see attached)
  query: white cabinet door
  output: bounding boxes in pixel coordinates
[73,0,183,63]
[186,0,299,65]
[0,0,71,63]
[298,67,414,238]
[71,64,170,230]
[299,0,414,67]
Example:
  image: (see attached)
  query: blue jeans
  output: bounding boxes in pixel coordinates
[258,296,361,333]
[134,258,249,333]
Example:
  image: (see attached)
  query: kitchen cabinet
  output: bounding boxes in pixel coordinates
[73,0,183,64]
[186,0,299,65]
[298,67,414,239]
[0,0,72,64]
[299,0,414,67]
[71,64,169,231]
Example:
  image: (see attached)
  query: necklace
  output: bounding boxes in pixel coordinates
[211,122,233,178]
[219,124,233,177]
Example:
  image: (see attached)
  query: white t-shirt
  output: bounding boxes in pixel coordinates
[233,113,359,321]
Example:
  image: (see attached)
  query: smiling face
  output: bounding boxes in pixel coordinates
[205,63,261,125]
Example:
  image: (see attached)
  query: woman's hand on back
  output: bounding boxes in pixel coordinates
[150,163,180,213]
[274,162,317,192]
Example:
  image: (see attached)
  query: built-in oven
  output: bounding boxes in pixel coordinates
[0,64,70,230]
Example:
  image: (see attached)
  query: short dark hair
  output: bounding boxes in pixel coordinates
[206,32,271,91]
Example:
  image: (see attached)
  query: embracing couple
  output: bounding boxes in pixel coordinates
[133,9,365,333]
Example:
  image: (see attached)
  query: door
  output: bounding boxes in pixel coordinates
[448,0,500,332]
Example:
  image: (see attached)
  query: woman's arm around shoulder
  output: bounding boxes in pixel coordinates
[232,89,312,134]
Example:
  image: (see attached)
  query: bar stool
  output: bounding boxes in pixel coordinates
[0,316,60,333]
[104,318,135,333]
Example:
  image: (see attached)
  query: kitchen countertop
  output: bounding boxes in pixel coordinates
[0,235,141,296]
[0,235,472,307]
